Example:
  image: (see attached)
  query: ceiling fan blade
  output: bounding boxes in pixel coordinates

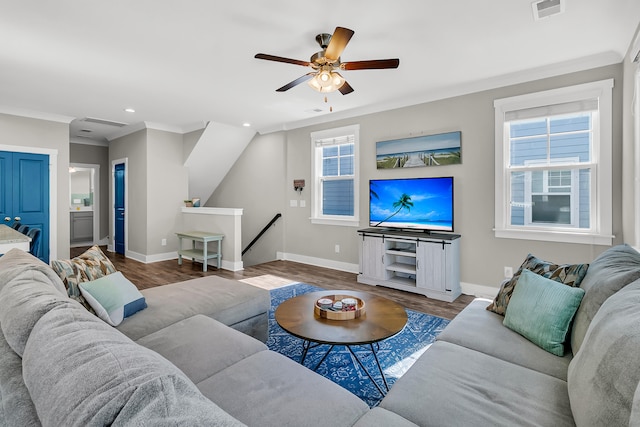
[324,27,354,61]
[342,58,400,70]
[255,53,310,67]
[276,73,315,92]
[338,80,354,95]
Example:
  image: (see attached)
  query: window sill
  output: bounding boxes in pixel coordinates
[494,228,614,246]
[310,217,360,227]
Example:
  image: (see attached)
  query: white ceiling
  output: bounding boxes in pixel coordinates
[1,1,639,141]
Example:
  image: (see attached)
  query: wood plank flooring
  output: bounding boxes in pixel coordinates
[71,247,474,320]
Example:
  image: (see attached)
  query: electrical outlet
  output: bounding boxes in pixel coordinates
[335,244,340,253]
[504,266,513,278]
[161,238,167,246]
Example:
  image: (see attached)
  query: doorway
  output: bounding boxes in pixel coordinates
[69,163,100,247]
[112,159,127,255]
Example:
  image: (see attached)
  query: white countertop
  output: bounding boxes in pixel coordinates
[70,206,93,212]
[0,224,31,244]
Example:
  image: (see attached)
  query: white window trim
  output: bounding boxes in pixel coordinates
[310,124,360,227]
[494,79,614,245]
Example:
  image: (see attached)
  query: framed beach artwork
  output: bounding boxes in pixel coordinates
[376,131,461,169]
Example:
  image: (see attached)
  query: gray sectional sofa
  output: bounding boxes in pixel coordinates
[1,244,640,426]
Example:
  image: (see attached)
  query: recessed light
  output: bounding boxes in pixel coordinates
[242,122,251,127]
[124,108,136,113]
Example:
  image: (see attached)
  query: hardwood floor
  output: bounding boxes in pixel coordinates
[72,246,474,320]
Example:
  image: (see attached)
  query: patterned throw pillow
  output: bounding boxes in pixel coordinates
[486,253,589,316]
[51,246,117,311]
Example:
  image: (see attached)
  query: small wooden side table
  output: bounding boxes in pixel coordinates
[176,231,223,272]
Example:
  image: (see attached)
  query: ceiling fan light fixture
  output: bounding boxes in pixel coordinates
[319,70,331,82]
[308,69,345,93]
[255,26,398,95]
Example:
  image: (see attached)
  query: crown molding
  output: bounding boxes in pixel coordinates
[0,105,74,124]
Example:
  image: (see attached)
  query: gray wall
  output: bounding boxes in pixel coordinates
[145,128,189,255]
[109,129,148,255]
[622,23,640,248]
[211,64,625,292]
[0,113,71,260]
[109,127,188,259]
[69,143,109,240]
[208,131,286,266]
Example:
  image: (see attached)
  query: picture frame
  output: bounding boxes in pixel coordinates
[376,131,461,169]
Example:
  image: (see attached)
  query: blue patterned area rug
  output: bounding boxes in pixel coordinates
[267,283,450,407]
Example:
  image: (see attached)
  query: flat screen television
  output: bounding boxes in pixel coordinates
[369,176,454,232]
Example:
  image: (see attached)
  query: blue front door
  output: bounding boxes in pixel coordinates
[0,151,50,262]
[114,163,125,255]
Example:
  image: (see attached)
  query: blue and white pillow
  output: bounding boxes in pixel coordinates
[79,271,147,326]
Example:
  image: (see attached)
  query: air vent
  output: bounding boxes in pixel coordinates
[81,117,127,127]
[532,0,564,20]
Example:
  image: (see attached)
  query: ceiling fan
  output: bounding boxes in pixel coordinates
[255,26,399,95]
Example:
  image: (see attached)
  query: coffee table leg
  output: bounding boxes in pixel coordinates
[300,340,311,365]
[347,344,389,397]
[312,345,335,371]
[370,344,390,392]
[300,341,337,372]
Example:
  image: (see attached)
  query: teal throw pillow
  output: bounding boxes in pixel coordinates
[503,269,585,356]
[78,271,147,326]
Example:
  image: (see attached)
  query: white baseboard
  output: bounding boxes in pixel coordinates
[219,259,243,271]
[461,282,499,299]
[277,251,499,299]
[145,251,179,263]
[276,251,359,274]
[125,250,146,263]
[104,246,240,271]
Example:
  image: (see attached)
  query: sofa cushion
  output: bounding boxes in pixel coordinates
[436,298,572,380]
[197,350,370,427]
[116,275,270,341]
[570,244,640,354]
[136,314,267,384]
[0,248,67,295]
[381,340,574,427]
[567,278,640,426]
[504,269,584,356]
[352,407,419,427]
[0,268,73,356]
[487,253,588,315]
[22,302,244,426]
[0,330,39,427]
[79,271,147,326]
[112,375,245,427]
[50,245,117,311]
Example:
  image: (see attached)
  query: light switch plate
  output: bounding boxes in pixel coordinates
[300,200,306,207]
[290,200,298,207]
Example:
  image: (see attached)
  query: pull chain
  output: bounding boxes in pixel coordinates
[323,96,333,112]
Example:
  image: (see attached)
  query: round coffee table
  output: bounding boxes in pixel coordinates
[274,290,408,396]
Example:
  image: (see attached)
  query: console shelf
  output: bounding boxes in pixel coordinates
[357,228,461,302]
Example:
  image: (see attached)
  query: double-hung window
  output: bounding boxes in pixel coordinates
[310,124,359,226]
[494,79,613,245]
